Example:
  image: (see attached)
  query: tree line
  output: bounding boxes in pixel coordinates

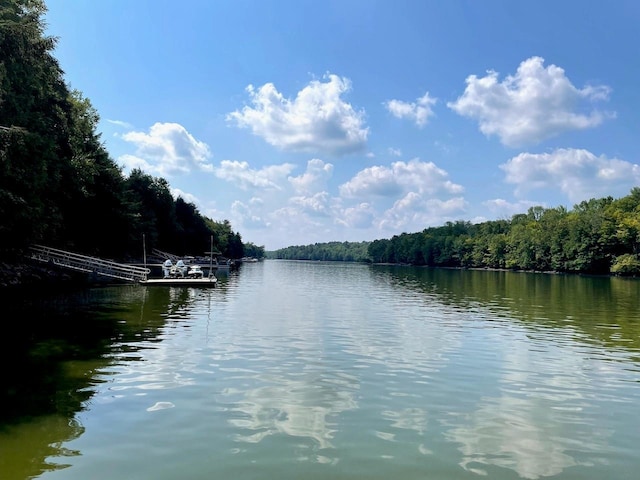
[267,241,371,262]
[269,190,640,276]
[0,0,265,261]
[367,191,640,275]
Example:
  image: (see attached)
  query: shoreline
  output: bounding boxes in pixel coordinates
[370,262,632,278]
[1,258,632,289]
[0,259,87,290]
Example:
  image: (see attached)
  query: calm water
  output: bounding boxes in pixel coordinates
[1,261,639,480]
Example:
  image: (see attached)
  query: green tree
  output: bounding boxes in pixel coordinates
[610,253,640,276]
[0,0,72,250]
[124,169,177,252]
[564,197,614,273]
[62,91,130,257]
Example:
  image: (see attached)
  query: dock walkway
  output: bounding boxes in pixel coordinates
[29,244,150,283]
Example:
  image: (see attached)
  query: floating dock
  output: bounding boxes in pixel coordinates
[139,277,217,287]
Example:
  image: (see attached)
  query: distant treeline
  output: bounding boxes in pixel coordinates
[267,241,371,262]
[269,189,640,276]
[0,0,265,261]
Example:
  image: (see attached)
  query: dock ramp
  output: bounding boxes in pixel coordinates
[29,244,149,282]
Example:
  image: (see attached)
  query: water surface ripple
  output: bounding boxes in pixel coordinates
[3,261,639,480]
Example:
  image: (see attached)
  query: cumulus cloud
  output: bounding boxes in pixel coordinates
[377,194,467,231]
[231,199,270,229]
[339,159,464,198]
[227,74,368,155]
[500,148,640,203]
[290,192,332,217]
[268,206,329,237]
[118,153,157,175]
[119,122,213,175]
[288,158,334,194]
[170,188,200,205]
[448,56,614,146]
[335,202,376,229]
[385,92,437,127]
[215,160,296,190]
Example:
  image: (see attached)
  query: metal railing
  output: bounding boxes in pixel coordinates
[151,248,180,262]
[29,245,150,282]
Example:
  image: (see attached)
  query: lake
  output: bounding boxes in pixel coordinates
[1,260,639,480]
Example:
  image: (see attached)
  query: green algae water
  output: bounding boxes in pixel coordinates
[1,261,639,479]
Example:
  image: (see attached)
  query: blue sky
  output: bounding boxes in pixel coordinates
[44,0,640,250]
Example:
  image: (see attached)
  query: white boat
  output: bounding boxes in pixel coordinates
[187,265,204,278]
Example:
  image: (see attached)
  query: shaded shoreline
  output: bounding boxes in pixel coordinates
[0,259,87,290]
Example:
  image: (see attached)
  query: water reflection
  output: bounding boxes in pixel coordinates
[369,266,640,478]
[0,284,218,479]
[442,326,615,479]
[219,371,358,453]
[371,266,640,359]
[211,262,448,461]
[0,415,84,478]
[209,268,362,461]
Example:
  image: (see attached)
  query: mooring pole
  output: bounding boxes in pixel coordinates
[209,234,214,278]
[143,234,147,279]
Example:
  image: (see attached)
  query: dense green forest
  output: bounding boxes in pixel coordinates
[367,192,640,275]
[0,0,264,261]
[269,191,640,276]
[268,241,371,262]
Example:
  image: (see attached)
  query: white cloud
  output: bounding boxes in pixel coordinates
[483,198,542,218]
[333,159,466,234]
[289,192,331,217]
[288,158,333,194]
[227,74,368,155]
[388,147,402,157]
[215,160,296,190]
[171,187,199,205]
[118,154,157,175]
[340,165,403,197]
[339,159,464,198]
[231,200,270,229]
[268,206,329,238]
[500,148,640,203]
[448,56,614,146]
[119,122,213,176]
[107,119,133,129]
[335,202,376,229]
[385,92,437,127]
[377,194,467,231]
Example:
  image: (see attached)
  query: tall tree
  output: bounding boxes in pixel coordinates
[124,169,177,252]
[61,90,130,256]
[0,0,72,250]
